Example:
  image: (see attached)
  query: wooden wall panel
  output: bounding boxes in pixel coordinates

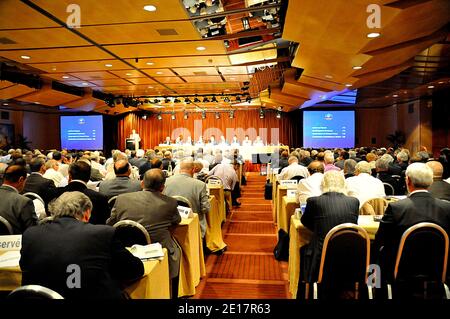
[23,111,60,150]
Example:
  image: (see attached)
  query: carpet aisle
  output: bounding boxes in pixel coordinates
[194,172,289,299]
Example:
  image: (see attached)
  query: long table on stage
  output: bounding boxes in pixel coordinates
[156,144,289,161]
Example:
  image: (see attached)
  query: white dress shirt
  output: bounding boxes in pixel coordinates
[277,163,310,181]
[346,173,386,208]
[208,163,238,191]
[43,168,66,187]
[296,172,324,204]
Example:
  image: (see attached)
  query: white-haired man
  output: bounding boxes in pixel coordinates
[346,161,386,208]
[375,163,450,281]
[277,156,309,181]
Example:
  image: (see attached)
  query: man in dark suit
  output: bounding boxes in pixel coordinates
[426,161,450,201]
[376,155,402,195]
[0,165,37,234]
[48,161,110,224]
[20,191,144,299]
[107,169,181,295]
[22,157,56,206]
[374,162,450,280]
[301,171,360,282]
[99,159,141,199]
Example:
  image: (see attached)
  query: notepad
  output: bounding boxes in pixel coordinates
[129,243,164,260]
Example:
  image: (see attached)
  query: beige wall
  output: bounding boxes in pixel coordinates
[356,99,432,153]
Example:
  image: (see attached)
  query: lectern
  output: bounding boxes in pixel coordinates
[125,138,136,151]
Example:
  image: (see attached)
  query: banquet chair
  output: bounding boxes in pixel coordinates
[383,183,395,196]
[0,216,13,235]
[23,192,46,219]
[8,285,64,300]
[113,220,151,247]
[359,198,388,216]
[290,175,305,182]
[39,216,55,225]
[305,223,372,300]
[386,222,450,300]
[172,195,193,210]
[108,195,118,211]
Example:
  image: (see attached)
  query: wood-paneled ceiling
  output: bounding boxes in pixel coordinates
[0,0,449,115]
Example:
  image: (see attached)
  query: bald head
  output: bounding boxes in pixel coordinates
[180,158,194,176]
[307,160,324,175]
[426,161,444,180]
[114,159,130,176]
[143,168,166,192]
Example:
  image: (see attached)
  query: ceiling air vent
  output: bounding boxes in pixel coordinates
[0,37,17,44]
[156,29,178,36]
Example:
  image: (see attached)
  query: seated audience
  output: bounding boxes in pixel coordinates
[162,151,176,171]
[43,159,66,187]
[426,161,450,201]
[0,165,37,234]
[208,159,240,209]
[374,163,450,280]
[277,156,309,180]
[296,161,324,204]
[107,169,181,285]
[323,152,341,172]
[20,191,144,299]
[48,161,110,224]
[301,171,359,282]
[99,159,142,199]
[346,161,386,208]
[343,159,357,179]
[376,155,402,195]
[163,159,210,238]
[22,157,56,206]
[278,151,289,171]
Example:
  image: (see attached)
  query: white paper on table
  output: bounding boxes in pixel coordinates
[129,243,164,260]
[0,251,21,268]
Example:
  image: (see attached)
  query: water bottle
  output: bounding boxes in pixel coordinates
[167,163,173,176]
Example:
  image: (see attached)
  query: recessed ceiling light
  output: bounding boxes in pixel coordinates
[34,101,40,104]
[352,66,362,70]
[438,81,444,84]
[147,86,154,89]
[2,103,8,106]
[367,32,381,38]
[428,85,435,89]
[393,94,398,97]
[345,84,352,87]
[105,63,113,67]
[156,71,163,75]
[325,75,333,79]
[81,82,89,86]
[229,77,236,80]
[51,67,57,71]
[125,73,133,76]
[146,62,154,66]
[196,46,206,51]
[20,55,31,60]
[143,5,157,12]
[62,76,70,79]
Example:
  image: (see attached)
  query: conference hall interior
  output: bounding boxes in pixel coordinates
[0,0,450,302]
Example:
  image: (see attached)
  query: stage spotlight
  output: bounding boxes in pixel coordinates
[144,99,149,104]
[229,110,234,119]
[235,95,241,103]
[157,113,162,120]
[223,96,230,103]
[164,97,171,104]
[105,97,115,107]
[241,86,249,91]
[203,96,210,103]
[246,96,252,103]
[211,95,218,103]
[122,97,129,108]
[171,112,176,120]
[194,96,201,103]
[173,98,181,103]
[142,115,147,120]
[153,99,160,104]
[115,98,121,105]
[215,112,220,119]
[243,81,250,86]
[201,110,206,119]
[184,98,191,104]
[184,112,188,120]
[259,109,265,119]
[276,111,281,119]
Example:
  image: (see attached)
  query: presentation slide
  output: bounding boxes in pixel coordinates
[303,111,355,148]
[60,115,103,150]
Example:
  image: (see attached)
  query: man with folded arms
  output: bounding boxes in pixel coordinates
[20,191,144,299]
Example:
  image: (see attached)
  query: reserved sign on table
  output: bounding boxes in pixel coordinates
[286,189,297,198]
[280,180,298,188]
[0,235,21,251]
[177,206,194,219]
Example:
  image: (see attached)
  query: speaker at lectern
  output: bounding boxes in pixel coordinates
[126,138,136,151]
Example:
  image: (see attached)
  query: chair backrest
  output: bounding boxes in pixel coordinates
[108,195,118,210]
[359,198,388,216]
[317,223,371,286]
[39,216,55,225]
[113,220,151,247]
[24,192,46,220]
[383,183,395,196]
[290,175,305,182]
[394,222,449,283]
[172,195,193,210]
[205,175,223,185]
[23,192,45,205]
[8,285,64,300]
[0,216,13,235]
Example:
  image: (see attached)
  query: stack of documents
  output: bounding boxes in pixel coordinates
[0,251,20,268]
[129,243,164,260]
